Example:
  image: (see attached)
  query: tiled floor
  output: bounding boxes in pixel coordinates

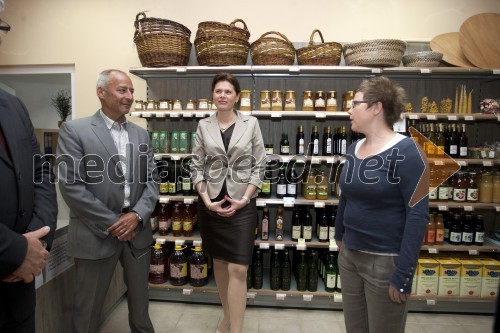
[100,298,496,333]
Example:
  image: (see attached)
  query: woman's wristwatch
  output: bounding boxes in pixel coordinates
[241,196,250,205]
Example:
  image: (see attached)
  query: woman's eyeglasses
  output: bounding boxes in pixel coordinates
[352,101,367,108]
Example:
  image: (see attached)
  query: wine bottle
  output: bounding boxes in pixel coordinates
[323,126,333,156]
[296,125,305,155]
[280,249,291,291]
[311,126,319,156]
[270,249,281,291]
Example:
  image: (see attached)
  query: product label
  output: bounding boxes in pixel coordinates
[303,99,313,108]
[345,100,353,109]
[292,226,301,239]
[438,186,450,200]
[427,230,435,243]
[467,188,478,201]
[150,264,164,275]
[453,188,466,202]
[429,187,438,200]
[449,145,458,155]
[260,98,271,108]
[327,98,337,106]
[319,226,328,240]
[450,232,462,243]
[462,232,473,243]
[340,140,347,155]
[198,101,208,109]
[303,226,312,240]
[326,138,332,154]
[281,145,290,154]
[326,273,336,288]
[287,184,297,195]
[241,98,251,107]
[299,139,304,154]
[436,229,444,243]
[186,102,195,110]
[190,263,207,279]
[313,139,319,155]
[172,221,182,231]
[460,147,468,157]
[444,228,450,240]
[183,221,192,231]
[475,232,485,243]
[285,98,295,108]
[159,183,168,194]
[276,218,283,229]
[277,184,287,196]
[261,219,269,240]
[261,181,271,194]
[315,98,325,107]
[170,262,187,278]
[173,102,182,110]
[329,226,335,240]
[182,178,191,191]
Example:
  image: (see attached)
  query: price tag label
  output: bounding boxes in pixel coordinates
[154,155,162,161]
[182,289,193,295]
[420,68,432,74]
[468,249,479,255]
[426,114,437,120]
[176,67,187,73]
[170,112,180,118]
[458,160,468,166]
[275,243,285,250]
[184,198,194,204]
[438,205,448,211]
[315,113,326,119]
[311,158,321,164]
[175,239,185,246]
[155,238,166,245]
[428,248,439,254]
[333,294,343,302]
[271,112,282,118]
[259,243,270,250]
[276,293,286,301]
[142,112,152,118]
[496,206,500,212]
[296,239,307,251]
[464,116,474,121]
[314,201,325,208]
[256,200,266,207]
[193,240,202,247]
[483,161,493,167]
[371,68,382,74]
[326,158,335,164]
[283,197,295,207]
[447,115,458,121]
[195,112,206,118]
[493,69,500,75]
[181,112,194,117]
[289,66,300,73]
[434,160,444,166]
[463,206,474,211]
[159,197,170,203]
[497,115,500,122]
[246,292,257,299]
[155,112,166,118]
[409,114,420,120]
[303,295,313,302]
[131,111,143,117]
[171,155,181,161]
[329,239,339,252]
[426,299,436,306]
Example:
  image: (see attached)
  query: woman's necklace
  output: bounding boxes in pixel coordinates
[217,116,236,132]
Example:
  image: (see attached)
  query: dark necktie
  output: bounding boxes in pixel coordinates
[0,125,10,156]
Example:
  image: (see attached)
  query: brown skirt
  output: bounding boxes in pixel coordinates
[197,197,257,265]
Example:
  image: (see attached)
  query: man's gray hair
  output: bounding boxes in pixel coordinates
[96,69,128,90]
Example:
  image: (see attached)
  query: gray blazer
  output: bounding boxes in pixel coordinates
[190,111,266,199]
[56,111,159,260]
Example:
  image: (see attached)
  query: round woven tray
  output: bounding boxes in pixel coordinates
[343,39,406,67]
[402,51,443,67]
[133,12,192,67]
[297,29,342,66]
[194,30,250,66]
[196,19,250,41]
[250,31,296,66]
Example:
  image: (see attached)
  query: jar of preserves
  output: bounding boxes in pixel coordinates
[260,90,271,110]
[198,99,209,110]
[314,91,326,111]
[493,172,500,204]
[326,91,337,111]
[264,144,274,155]
[240,90,252,111]
[146,100,156,110]
[342,91,354,111]
[452,171,467,202]
[172,99,182,111]
[186,99,196,110]
[271,90,283,111]
[159,99,170,110]
[303,169,317,200]
[302,91,314,111]
[479,172,493,203]
[284,91,296,111]
[134,100,144,111]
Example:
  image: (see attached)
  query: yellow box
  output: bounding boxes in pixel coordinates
[411,272,418,295]
[436,257,461,296]
[478,258,500,297]
[457,258,482,297]
[417,257,439,296]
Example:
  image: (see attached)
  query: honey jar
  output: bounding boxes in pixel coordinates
[146,100,156,111]
[159,99,170,110]
[271,90,283,111]
[198,99,209,110]
[172,99,182,111]
[134,100,144,111]
[342,91,354,111]
[284,90,296,111]
[186,99,196,110]
[240,90,252,111]
[302,91,314,111]
[314,91,326,111]
[326,91,337,111]
[260,90,271,110]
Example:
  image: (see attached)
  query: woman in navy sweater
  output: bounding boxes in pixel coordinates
[335,76,429,333]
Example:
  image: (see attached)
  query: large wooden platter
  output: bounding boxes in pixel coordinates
[430,32,475,68]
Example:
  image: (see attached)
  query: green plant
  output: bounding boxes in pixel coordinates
[51,89,72,121]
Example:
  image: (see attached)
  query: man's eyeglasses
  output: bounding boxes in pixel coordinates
[0,18,11,33]
[352,100,367,108]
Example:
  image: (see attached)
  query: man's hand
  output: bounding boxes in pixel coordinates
[2,226,50,283]
[108,212,139,241]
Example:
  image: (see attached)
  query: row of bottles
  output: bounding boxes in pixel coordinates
[152,201,197,237]
[430,169,500,204]
[248,248,341,293]
[158,160,193,196]
[150,130,197,154]
[277,125,364,157]
[149,242,209,287]
[424,211,485,246]
[409,121,468,158]
[259,206,337,242]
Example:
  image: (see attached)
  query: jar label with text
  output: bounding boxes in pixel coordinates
[170,263,187,278]
[292,226,301,239]
[453,188,466,201]
[467,188,478,201]
[190,263,207,279]
[150,264,164,275]
[303,226,312,239]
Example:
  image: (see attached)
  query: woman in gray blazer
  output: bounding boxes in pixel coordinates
[190,73,266,333]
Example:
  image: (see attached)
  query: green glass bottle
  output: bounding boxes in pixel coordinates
[280,249,291,291]
[325,253,336,292]
[270,249,281,291]
[307,250,319,292]
[252,248,263,289]
[296,251,308,292]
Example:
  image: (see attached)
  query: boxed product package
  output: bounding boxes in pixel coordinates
[436,257,461,296]
[457,258,482,297]
[417,257,439,296]
[478,257,500,297]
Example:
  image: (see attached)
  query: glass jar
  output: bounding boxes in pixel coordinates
[260,90,271,111]
[479,172,493,203]
[326,91,337,111]
[264,144,274,155]
[146,100,157,110]
[493,172,500,204]
[284,91,296,111]
[240,90,252,111]
[134,100,144,111]
[342,91,354,111]
[271,90,283,111]
[302,91,314,111]
[159,99,170,110]
[198,99,209,110]
[314,91,326,111]
[186,99,196,110]
[172,99,182,111]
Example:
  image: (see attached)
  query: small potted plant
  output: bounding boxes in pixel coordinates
[51,89,72,127]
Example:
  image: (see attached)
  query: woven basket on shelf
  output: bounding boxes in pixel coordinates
[342,39,406,67]
[402,51,443,67]
[250,31,296,65]
[296,29,342,66]
[194,29,250,66]
[133,12,192,67]
[195,19,250,41]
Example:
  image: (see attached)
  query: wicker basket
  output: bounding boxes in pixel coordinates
[342,39,406,67]
[402,51,443,67]
[195,19,250,41]
[296,29,342,66]
[133,12,192,67]
[250,31,296,65]
[194,29,250,66]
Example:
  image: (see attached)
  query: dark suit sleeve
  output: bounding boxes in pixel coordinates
[0,225,28,279]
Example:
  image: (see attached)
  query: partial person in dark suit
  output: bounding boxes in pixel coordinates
[57,69,159,333]
[0,89,58,331]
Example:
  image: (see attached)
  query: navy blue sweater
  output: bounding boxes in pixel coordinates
[334,137,429,293]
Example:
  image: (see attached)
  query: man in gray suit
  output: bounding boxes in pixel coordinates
[57,69,159,333]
